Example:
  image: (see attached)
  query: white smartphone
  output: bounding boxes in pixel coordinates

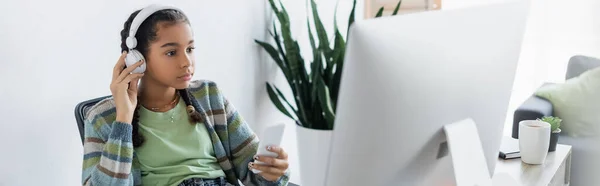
[252,123,286,173]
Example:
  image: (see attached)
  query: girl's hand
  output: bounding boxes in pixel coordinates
[110,51,144,124]
[249,145,289,182]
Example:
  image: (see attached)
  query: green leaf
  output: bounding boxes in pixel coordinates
[347,0,357,37]
[311,99,324,129]
[272,0,310,127]
[271,23,290,74]
[269,22,307,126]
[279,1,291,24]
[307,19,318,62]
[539,116,562,132]
[268,0,282,21]
[330,48,345,111]
[329,30,345,85]
[306,1,321,102]
[329,0,344,77]
[268,0,280,13]
[293,40,311,122]
[311,52,324,105]
[273,85,297,114]
[311,0,332,58]
[392,0,403,15]
[316,78,336,129]
[268,29,274,38]
[266,83,295,120]
[375,7,385,18]
[254,40,290,80]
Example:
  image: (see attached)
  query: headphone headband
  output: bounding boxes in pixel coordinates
[125,4,183,49]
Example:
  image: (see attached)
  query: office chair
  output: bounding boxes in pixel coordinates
[74,95,111,144]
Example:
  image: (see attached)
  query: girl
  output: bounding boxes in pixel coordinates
[81,5,290,186]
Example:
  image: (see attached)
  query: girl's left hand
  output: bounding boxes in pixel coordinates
[249,145,289,182]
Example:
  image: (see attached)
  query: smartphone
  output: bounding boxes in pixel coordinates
[252,123,286,173]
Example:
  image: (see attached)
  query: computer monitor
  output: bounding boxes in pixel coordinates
[324,1,530,185]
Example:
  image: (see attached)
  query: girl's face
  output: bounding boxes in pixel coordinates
[144,21,195,89]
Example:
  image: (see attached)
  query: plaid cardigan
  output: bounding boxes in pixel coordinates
[81,80,289,186]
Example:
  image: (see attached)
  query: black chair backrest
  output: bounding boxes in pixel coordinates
[74,95,111,144]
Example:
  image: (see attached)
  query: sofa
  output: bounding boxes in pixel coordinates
[512,55,600,185]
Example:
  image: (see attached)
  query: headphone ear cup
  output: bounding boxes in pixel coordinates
[125,50,146,74]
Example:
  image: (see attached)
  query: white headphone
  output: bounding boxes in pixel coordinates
[125,4,183,74]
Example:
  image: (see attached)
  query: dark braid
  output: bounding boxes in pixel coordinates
[131,104,144,147]
[178,89,203,123]
[120,7,193,148]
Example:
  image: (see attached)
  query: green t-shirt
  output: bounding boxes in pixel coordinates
[135,99,226,186]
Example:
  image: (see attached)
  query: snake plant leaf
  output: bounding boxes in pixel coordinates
[259,0,388,129]
[271,23,288,68]
[375,7,385,18]
[254,40,290,81]
[329,26,345,87]
[288,40,310,125]
[330,47,344,111]
[271,0,310,125]
[267,0,280,14]
[273,84,298,114]
[310,0,332,59]
[327,1,344,84]
[266,83,295,120]
[311,52,324,105]
[316,78,335,129]
[347,0,357,37]
[392,0,403,15]
[307,20,318,62]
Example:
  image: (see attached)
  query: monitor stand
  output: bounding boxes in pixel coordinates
[443,118,521,186]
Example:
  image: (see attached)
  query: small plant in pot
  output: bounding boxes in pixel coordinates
[537,116,562,152]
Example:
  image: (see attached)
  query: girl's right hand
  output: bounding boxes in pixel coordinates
[110,51,145,124]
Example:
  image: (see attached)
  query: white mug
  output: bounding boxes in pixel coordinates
[519,120,551,164]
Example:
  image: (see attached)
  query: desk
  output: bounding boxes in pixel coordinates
[494,144,572,186]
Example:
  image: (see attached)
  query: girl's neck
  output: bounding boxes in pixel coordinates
[138,78,178,110]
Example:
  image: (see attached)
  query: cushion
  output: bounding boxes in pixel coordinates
[566,55,600,80]
[535,66,600,137]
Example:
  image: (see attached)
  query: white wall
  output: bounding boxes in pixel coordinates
[443,0,600,136]
[0,0,270,185]
[505,0,600,136]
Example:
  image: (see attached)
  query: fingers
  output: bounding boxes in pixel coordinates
[116,60,144,83]
[249,162,285,177]
[254,155,289,170]
[267,145,288,160]
[113,51,127,81]
[122,73,144,85]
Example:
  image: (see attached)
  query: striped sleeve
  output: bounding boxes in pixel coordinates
[81,116,134,186]
[224,97,290,186]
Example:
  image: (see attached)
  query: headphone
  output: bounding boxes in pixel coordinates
[125,4,183,74]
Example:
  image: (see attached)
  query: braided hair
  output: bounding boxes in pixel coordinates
[120,8,202,148]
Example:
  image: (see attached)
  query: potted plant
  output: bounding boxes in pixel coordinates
[537,116,562,152]
[254,0,402,185]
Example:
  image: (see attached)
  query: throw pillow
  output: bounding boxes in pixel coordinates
[535,66,600,137]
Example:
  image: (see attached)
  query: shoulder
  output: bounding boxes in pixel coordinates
[187,79,224,100]
[84,97,117,130]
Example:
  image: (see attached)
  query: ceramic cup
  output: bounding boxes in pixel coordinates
[519,120,551,164]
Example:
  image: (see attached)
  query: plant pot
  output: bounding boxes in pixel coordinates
[295,125,332,186]
[549,129,561,152]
